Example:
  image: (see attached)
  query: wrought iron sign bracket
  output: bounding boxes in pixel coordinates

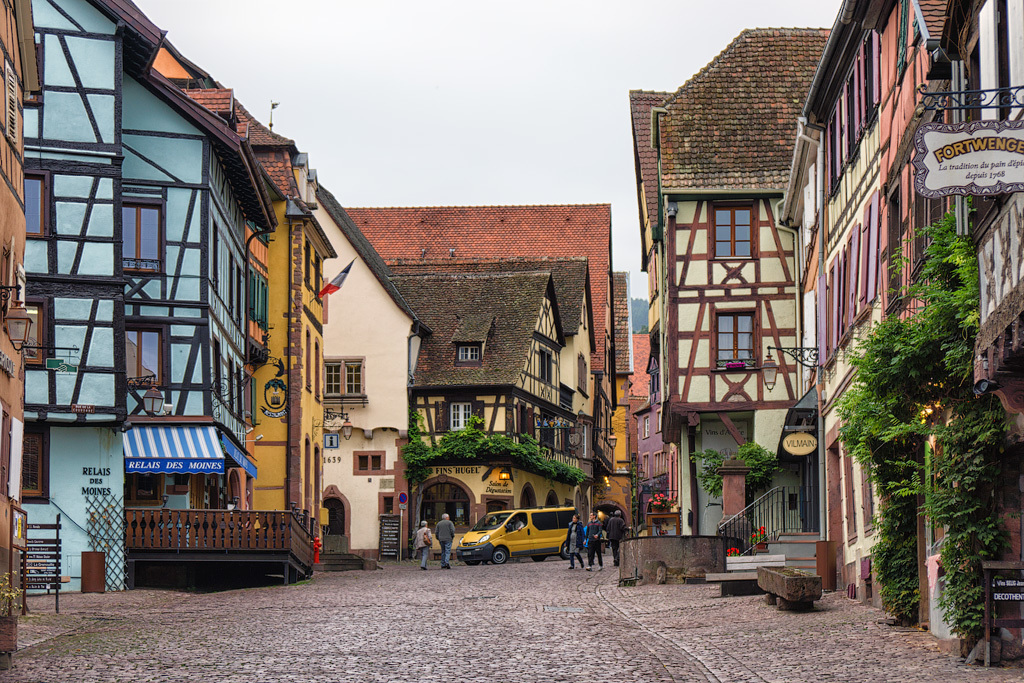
[0,284,20,305]
[920,84,1024,112]
[767,345,819,369]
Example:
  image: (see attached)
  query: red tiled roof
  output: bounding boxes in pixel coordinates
[182,88,234,121]
[660,28,829,191]
[613,272,631,375]
[253,147,296,197]
[630,333,651,398]
[345,205,613,369]
[629,90,670,259]
[916,0,946,41]
[234,101,295,148]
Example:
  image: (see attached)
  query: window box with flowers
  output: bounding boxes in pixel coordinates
[750,526,768,551]
[649,492,674,512]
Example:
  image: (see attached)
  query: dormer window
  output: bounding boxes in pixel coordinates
[455,343,481,366]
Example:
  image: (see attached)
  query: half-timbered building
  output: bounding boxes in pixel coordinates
[635,29,829,536]
[346,205,616,514]
[601,271,632,520]
[392,269,584,537]
[21,0,298,590]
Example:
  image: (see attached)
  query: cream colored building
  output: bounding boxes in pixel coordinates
[314,187,426,559]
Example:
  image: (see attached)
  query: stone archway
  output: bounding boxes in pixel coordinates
[321,485,351,553]
[544,489,559,507]
[520,482,536,508]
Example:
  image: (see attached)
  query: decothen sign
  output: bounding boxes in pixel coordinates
[914,120,1024,198]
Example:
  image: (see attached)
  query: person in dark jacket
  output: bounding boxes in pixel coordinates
[585,512,603,571]
[564,514,585,569]
[604,509,627,567]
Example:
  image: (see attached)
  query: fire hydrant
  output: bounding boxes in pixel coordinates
[313,536,322,564]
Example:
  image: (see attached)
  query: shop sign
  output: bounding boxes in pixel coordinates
[782,432,818,456]
[428,466,482,476]
[913,120,1024,198]
[0,349,14,377]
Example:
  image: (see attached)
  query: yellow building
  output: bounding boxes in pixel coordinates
[597,272,633,520]
[236,105,337,519]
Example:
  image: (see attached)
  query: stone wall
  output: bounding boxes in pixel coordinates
[619,535,730,583]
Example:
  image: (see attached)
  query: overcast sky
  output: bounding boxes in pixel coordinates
[136,0,843,298]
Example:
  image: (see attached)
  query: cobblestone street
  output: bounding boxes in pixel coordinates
[5,558,1021,683]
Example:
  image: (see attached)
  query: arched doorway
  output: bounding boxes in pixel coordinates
[544,489,559,507]
[422,482,471,528]
[519,483,536,509]
[486,499,508,514]
[324,498,345,536]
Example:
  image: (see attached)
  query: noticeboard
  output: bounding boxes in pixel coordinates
[379,514,401,560]
[10,504,26,551]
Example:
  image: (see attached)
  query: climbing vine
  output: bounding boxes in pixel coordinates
[690,442,779,502]
[401,410,585,487]
[837,210,1007,637]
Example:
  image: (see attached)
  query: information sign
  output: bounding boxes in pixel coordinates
[45,358,77,373]
[379,514,401,560]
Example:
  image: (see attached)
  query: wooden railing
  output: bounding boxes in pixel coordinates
[125,509,315,567]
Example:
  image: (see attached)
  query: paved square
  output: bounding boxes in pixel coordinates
[7,560,1022,682]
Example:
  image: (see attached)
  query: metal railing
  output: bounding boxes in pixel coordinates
[717,486,819,554]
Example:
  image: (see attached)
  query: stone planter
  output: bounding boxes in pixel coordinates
[0,615,17,652]
[757,566,822,610]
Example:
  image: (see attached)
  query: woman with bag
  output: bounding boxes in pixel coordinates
[413,520,433,570]
[564,514,585,569]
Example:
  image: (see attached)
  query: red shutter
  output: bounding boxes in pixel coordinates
[840,87,848,164]
[866,191,880,303]
[840,246,848,335]
[436,401,448,433]
[853,54,862,137]
[859,217,870,308]
[850,228,861,318]
[872,33,881,105]
[818,273,828,362]
[829,262,839,352]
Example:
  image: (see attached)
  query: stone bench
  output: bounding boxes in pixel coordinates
[705,571,763,596]
[725,554,785,572]
[757,566,822,610]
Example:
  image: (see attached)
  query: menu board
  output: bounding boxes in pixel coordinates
[379,514,401,560]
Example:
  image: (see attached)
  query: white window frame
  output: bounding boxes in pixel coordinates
[457,345,480,362]
[344,360,363,395]
[325,362,342,396]
[643,416,650,439]
[450,402,472,431]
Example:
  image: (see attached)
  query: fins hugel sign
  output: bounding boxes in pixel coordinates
[914,120,1024,198]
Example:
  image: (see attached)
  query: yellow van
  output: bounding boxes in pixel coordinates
[456,507,577,565]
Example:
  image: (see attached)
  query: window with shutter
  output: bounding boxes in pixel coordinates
[829,263,838,353]
[871,32,881,104]
[5,61,16,145]
[817,273,828,362]
[435,401,448,433]
[850,229,861,320]
[866,191,880,303]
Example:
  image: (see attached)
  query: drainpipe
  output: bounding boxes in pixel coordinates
[815,122,828,542]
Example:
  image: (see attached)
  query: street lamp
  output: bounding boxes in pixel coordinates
[142,386,164,415]
[325,408,354,440]
[4,304,32,349]
[760,346,819,391]
[762,349,779,391]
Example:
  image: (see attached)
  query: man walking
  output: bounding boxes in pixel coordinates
[585,512,603,571]
[435,513,456,569]
[413,520,433,570]
[604,509,627,567]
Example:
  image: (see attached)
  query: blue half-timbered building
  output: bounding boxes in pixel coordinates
[21,0,287,590]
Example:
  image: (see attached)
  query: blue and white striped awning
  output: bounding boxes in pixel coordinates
[123,425,224,474]
[220,435,257,479]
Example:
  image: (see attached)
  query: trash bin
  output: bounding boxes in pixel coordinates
[81,551,105,593]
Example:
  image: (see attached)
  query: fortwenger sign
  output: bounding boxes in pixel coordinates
[913,120,1024,198]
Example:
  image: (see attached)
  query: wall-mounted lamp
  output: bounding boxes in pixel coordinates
[4,303,31,348]
[143,386,164,415]
[326,408,354,440]
[498,467,512,481]
[762,349,778,391]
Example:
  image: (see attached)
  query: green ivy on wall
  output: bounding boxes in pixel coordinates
[401,410,585,487]
[837,209,1007,637]
[690,442,779,502]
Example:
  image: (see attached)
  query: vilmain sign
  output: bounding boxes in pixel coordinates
[914,120,1024,198]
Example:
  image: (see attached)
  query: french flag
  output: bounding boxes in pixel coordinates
[319,259,355,298]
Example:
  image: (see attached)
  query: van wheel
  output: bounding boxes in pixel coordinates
[464,560,480,566]
[531,555,547,562]
[559,543,570,560]
[491,547,509,565]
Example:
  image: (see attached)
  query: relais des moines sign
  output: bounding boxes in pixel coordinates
[914,120,1024,198]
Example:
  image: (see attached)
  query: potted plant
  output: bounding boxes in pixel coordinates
[650,492,673,512]
[750,526,768,551]
[0,573,21,652]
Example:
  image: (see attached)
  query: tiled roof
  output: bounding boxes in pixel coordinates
[386,257,590,340]
[316,185,422,327]
[234,101,295,148]
[630,333,651,398]
[253,147,296,198]
[182,88,234,121]
[915,0,946,41]
[391,272,557,387]
[629,90,670,247]
[660,28,829,191]
[613,272,631,374]
[345,205,612,369]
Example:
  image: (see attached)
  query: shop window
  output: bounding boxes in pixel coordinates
[422,482,470,527]
[126,472,163,505]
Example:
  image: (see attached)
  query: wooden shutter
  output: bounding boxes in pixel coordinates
[435,401,448,433]
[866,191,880,304]
[859,218,870,309]
[527,407,535,438]
[872,32,881,105]
[5,61,16,145]
[817,273,828,362]
[829,263,838,353]
[849,231,860,321]
[472,400,484,420]
[852,52,862,137]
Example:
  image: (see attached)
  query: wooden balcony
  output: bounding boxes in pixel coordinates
[125,509,315,586]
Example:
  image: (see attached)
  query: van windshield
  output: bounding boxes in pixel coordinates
[472,512,511,531]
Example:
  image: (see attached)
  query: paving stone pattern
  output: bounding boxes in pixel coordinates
[7,560,1022,682]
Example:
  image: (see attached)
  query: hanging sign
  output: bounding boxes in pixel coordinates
[782,432,818,456]
[913,120,1024,198]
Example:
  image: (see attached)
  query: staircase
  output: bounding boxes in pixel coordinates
[315,551,371,572]
[765,532,818,571]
